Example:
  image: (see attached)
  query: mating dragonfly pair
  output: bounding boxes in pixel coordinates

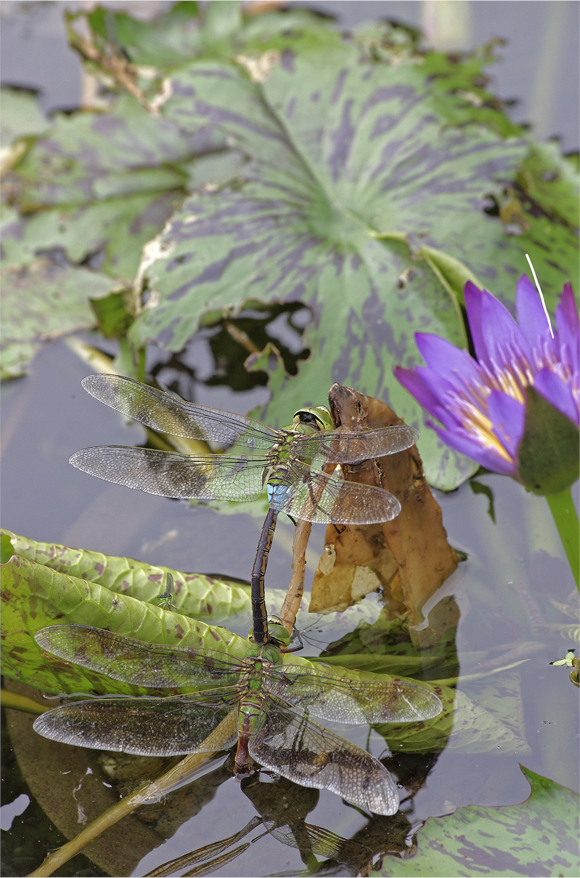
[34,375,441,816]
[70,375,418,643]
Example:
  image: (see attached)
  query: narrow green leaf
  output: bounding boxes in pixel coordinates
[2,530,252,624]
[416,244,483,308]
[0,551,250,696]
[90,291,134,339]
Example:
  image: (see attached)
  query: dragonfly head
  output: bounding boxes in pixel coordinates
[291,406,333,435]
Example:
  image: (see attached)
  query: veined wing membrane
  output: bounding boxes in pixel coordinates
[81,374,277,450]
[265,666,442,723]
[250,697,399,816]
[34,697,236,756]
[35,626,246,690]
[279,462,401,524]
[69,448,269,501]
[291,424,419,464]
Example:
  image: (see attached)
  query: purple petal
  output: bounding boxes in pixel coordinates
[516,274,554,352]
[412,368,474,428]
[555,283,579,375]
[415,333,481,384]
[463,281,487,361]
[534,368,579,426]
[394,366,442,418]
[465,282,532,370]
[395,366,467,430]
[426,421,518,476]
[486,390,525,460]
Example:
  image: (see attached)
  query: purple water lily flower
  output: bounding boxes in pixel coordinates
[395,276,579,481]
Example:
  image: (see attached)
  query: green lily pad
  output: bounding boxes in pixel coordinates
[0,259,115,379]
[2,88,220,373]
[75,0,344,72]
[13,93,211,209]
[3,88,233,301]
[0,86,49,150]
[0,340,42,381]
[2,191,182,281]
[517,141,580,227]
[373,766,579,877]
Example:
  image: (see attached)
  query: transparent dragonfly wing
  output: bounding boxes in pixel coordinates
[35,625,248,690]
[82,374,278,450]
[33,696,237,756]
[264,665,442,723]
[277,462,401,524]
[69,448,269,501]
[249,696,399,816]
[291,424,419,464]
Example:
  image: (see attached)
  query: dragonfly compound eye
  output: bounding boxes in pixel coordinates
[293,406,333,432]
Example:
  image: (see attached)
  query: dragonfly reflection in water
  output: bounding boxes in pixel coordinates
[70,375,418,642]
[33,620,442,815]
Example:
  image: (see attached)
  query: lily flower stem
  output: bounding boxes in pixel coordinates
[545,487,579,589]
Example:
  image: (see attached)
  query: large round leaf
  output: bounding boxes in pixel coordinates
[132,50,571,489]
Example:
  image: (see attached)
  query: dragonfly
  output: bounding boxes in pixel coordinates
[33,620,442,816]
[156,571,176,612]
[70,375,419,642]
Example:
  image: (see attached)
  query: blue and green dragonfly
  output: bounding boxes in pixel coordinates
[33,619,442,815]
[70,375,418,641]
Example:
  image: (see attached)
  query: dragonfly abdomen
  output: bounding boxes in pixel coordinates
[266,477,292,513]
[234,691,264,776]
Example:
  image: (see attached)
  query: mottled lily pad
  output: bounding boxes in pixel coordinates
[0,259,115,379]
[374,766,579,877]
